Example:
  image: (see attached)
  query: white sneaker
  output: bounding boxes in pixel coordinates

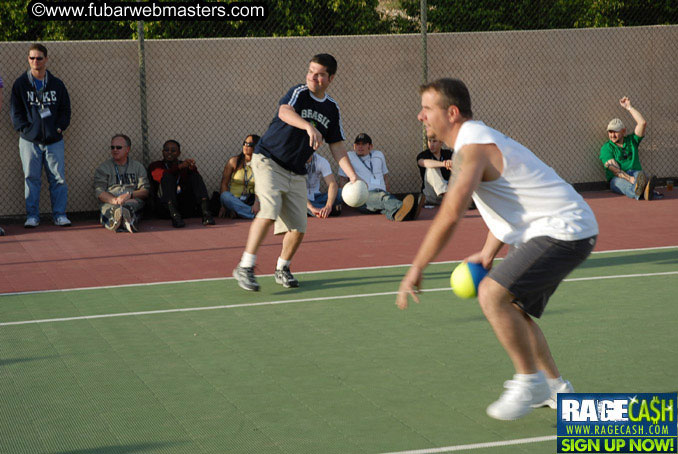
[486,372,550,420]
[532,378,574,409]
[53,215,72,226]
[121,207,137,233]
[24,217,40,228]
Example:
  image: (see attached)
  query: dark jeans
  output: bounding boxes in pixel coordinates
[155,171,209,218]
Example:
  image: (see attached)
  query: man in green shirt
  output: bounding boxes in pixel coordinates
[599,97,656,200]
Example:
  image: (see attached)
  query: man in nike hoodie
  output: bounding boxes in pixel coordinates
[11,43,72,228]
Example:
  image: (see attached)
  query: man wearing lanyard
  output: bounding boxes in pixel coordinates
[11,43,72,228]
[338,133,422,222]
[93,134,150,233]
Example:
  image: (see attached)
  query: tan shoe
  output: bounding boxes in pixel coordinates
[644,175,657,201]
[394,194,414,222]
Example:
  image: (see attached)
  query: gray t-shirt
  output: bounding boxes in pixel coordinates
[93,158,150,200]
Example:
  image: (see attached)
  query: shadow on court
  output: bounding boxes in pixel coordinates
[0,355,58,367]
[581,249,678,269]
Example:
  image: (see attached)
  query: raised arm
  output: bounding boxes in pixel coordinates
[278,104,324,150]
[620,97,646,137]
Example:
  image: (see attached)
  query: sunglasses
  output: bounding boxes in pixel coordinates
[29,56,44,61]
[243,142,256,147]
[110,145,125,150]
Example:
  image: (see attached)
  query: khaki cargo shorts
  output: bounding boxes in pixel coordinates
[251,153,308,234]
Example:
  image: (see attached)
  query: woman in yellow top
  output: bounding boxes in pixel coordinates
[219,134,260,219]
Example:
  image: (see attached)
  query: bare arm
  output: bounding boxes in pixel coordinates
[465,231,505,270]
[279,104,323,150]
[220,157,237,193]
[417,158,447,169]
[396,144,489,309]
[329,141,358,182]
[383,173,391,193]
[620,97,646,137]
[310,174,339,219]
[604,159,635,184]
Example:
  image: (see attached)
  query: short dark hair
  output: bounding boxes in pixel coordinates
[310,53,337,76]
[419,78,473,119]
[163,139,181,151]
[29,43,48,58]
[111,134,131,148]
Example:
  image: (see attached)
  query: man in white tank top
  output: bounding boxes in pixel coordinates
[396,78,599,421]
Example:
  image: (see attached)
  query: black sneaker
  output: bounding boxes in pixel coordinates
[233,265,260,291]
[274,266,299,288]
[408,193,425,220]
[202,212,216,225]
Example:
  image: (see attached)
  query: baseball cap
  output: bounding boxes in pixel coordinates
[607,118,625,132]
[354,133,372,144]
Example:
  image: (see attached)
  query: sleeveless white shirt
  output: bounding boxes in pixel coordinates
[454,121,598,245]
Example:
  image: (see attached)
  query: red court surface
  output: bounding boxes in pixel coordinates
[1,190,676,294]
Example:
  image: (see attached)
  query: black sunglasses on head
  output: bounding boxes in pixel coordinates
[243,142,256,147]
[110,145,125,150]
[29,56,44,61]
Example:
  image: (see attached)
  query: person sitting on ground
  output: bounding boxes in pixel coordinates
[219,134,260,219]
[93,134,150,233]
[338,133,421,222]
[306,152,342,218]
[417,136,453,205]
[600,97,658,201]
[148,139,215,228]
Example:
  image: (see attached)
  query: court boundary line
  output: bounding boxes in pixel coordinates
[2,245,676,297]
[377,435,556,454]
[2,270,677,327]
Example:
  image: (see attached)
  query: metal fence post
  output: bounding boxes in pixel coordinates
[420,0,428,148]
[137,21,150,167]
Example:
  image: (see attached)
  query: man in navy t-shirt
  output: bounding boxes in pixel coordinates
[233,53,359,291]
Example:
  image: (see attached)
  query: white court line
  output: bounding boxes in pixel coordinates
[1,245,676,297]
[378,435,556,454]
[2,270,678,327]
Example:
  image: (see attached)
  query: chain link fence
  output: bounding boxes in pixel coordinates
[1,0,676,219]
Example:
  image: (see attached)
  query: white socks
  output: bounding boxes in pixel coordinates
[239,254,291,270]
[239,252,256,269]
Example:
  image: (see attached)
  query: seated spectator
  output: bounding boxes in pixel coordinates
[417,137,452,205]
[306,152,342,218]
[0,226,5,236]
[600,97,658,201]
[219,134,260,219]
[93,134,150,233]
[148,139,215,228]
[338,133,421,222]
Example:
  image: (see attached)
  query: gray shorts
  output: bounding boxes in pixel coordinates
[488,235,597,318]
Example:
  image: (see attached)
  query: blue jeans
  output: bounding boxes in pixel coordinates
[610,169,641,200]
[220,191,254,219]
[359,190,402,220]
[308,189,343,209]
[19,138,68,219]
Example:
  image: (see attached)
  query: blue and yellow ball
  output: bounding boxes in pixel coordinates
[450,262,488,299]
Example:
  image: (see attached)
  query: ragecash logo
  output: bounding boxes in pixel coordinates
[557,393,677,453]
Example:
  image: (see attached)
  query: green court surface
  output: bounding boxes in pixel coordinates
[1,247,677,454]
